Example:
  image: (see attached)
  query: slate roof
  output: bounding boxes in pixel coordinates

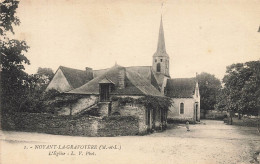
[94,66,152,79]
[125,66,151,80]
[68,65,163,97]
[117,68,163,96]
[153,71,167,88]
[99,77,115,84]
[165,78,196,98]
[126,66,161,90]
[59,66,93,89]
[93,68,109,78]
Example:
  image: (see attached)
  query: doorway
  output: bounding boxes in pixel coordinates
[100,84,110,102]
[195,103,198,121]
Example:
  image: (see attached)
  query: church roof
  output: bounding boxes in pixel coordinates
[59,66,93,89]
[153,71,167,88]
[165,78,196,98]
[125,66,151,80]
[124,66,161,91]
[120,69,163,96]
[153,16,169,57]
[68,65,163,97]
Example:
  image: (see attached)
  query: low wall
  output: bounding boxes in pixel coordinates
[1,112,139,137]
[98,116,139,136]
[168,117,195,124]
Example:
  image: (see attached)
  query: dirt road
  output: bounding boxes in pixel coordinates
[1,120,259,164]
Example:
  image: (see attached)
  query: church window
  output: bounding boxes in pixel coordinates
[155,59,157,62]
[180,103,184,114]
[156,63,161,72]
[160,59,163,62]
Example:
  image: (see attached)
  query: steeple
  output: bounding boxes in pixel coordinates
[154,15,168,57]
[152,15,170,77]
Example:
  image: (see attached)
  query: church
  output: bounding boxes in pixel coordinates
[46,16,200,132]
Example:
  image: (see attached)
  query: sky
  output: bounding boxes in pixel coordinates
[11,0,260,80]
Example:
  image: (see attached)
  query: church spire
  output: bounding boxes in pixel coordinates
[154,15,168,57]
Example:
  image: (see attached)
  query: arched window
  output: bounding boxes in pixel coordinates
[180,103,184,114]
[160,59,163,62]
[155,59,157,63]
[156,63,161,72]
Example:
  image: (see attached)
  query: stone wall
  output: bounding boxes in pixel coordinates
[98,116,139,136]
[57,95,98,115]
[98,102,110,117]
[120,104,148,134]
[111,101,148,134]
[1,112,139,137]
[110,96,168,133]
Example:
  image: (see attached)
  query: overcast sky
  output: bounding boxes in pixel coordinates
[13,0,260,80]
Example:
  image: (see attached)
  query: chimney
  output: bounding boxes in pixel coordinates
[85,67,92,71]
[118,68,125,89]
[85,67,93,79]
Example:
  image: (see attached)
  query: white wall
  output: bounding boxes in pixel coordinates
[168,98,198,121]
[46,69,72,92]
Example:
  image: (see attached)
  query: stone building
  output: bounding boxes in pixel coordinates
[46,66,93,92]
[46,16,200,133]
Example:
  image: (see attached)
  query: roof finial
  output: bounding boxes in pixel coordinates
[195,72,199,82]
[161,2,164,20]
[161,2,164,13]
[115,61,118,66]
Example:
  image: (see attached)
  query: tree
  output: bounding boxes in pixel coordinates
[35,67,54,91]
[0,0,30,112]
[222,61,260,117]
[215,88,235,124]
[197,72,221,112]
[215,88,228,111]
[0,0,20,35]
[37,67,54,80]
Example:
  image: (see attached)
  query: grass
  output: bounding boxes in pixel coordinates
[225,117,260,127]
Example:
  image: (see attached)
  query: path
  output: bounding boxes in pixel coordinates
[0,120,259,164]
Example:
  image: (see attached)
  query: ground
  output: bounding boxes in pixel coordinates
[1,120,259,164]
